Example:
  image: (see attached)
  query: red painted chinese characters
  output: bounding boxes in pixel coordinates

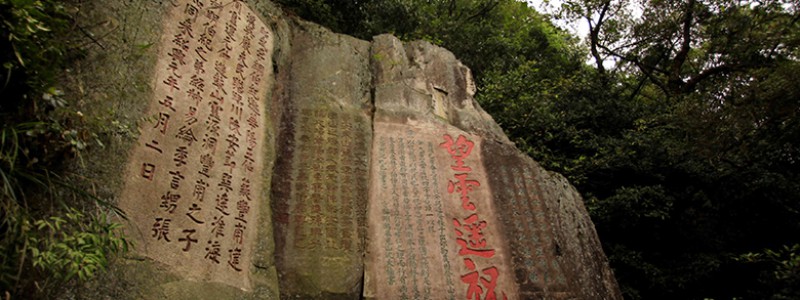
[440,134,507,300]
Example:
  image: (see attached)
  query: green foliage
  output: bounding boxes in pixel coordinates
[550,0,800,299]
[275,0,583,82]
[29,209,128,282]
[1,0,69,102]
[2,205,128,293]
[737,244,800,300]
[0,0,129,297]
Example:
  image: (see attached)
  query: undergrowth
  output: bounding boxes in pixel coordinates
[0,0,128,298]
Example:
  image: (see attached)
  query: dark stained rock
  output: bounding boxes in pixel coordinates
[269,17,372,300]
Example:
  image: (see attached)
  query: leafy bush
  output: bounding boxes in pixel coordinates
[29,209,128,282]
[0,0,129,297]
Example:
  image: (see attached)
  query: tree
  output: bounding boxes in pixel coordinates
[555,0,800,298]
[275,0,583,82]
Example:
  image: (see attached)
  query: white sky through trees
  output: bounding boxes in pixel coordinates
[525,0,590,38]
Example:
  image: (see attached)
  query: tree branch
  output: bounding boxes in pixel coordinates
[465,0,500,23]
[668,0,696,92]
[597,42,672,94]
[682,61,771,93]
[589,0,612,74]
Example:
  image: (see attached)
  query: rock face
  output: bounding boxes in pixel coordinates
[79,0,621,299]
[362,35,621,300]
[269,16,372,299]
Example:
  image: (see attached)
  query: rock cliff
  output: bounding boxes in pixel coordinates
[70,0,621,299]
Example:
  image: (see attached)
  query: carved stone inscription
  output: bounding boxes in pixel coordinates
[369,129,454,299]
[283,108,368,253]
[482,143,571,299]
[119,0,272,290]
[272,107,370,295]
[366,123,517,300]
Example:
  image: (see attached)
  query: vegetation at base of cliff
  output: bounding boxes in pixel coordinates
[276,0,800,299]
[0,0,128,298]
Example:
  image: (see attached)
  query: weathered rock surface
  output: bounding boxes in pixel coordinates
[363,34,620,299]
[270,17,373,299]
[72,0,622,299]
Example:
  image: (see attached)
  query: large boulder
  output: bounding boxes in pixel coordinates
[71,0,621,299]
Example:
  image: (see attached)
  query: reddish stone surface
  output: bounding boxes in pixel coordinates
[118,0,273,291]
[363,34,621,300]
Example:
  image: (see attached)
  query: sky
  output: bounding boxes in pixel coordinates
[524,0,645,67]
[525,0,645,40]
[525,0,591,39]
[525,0,604,66]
